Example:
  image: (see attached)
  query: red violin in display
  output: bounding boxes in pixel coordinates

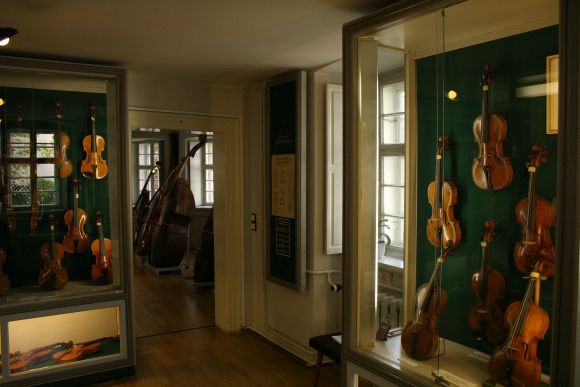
[63,178,90,253]
[472,65,513,191]
[468,220,506,345]
[513,144,556,278]
[39,214,68,290]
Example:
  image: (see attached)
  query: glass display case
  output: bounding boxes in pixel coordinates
[343,0,580,386]
[0,56,133,385]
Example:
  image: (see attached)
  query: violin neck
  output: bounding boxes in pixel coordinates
[481,84,490,143]
[508,274,537,345]
[434,154,443,210]
[91,118,97,152]
[98,221,108,265]
[479,243,488,300]
[50,225,57,263]
[525,170,537,239]
[73,185,79,225]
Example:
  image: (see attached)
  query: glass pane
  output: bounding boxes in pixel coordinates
[41,191,56,205]
[381,155,405,186]
[139,169,149,180]
[153,142,159,154]
[206,180,214,192]
[36,133,55,144]
[12,192,31,206]
[205,153,213,165]
[9,133,29,144]
[37,163,55,177]
[10,164,30,178]
[381,114,405,144]
[11,178,30,192]
[381,82,405,114]
[36,145,55,158]
[39,177,55,191]
[206,191,214,204]
[152,174,160,191]
[138,143,150,155]
[205,169,214,180]
[205,141,213,153]
[138,155,150,165]
[382,216,404,248]
[381,186,404,217]
[9,144,30,158]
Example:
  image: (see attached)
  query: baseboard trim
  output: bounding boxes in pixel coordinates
[245,325,319,365]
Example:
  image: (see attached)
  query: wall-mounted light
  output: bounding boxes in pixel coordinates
[447,89,458,101]
[0,28,18,47]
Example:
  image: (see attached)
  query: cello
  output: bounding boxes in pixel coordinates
[472,65,513,191]
[0,248,10,296]
[426,136,461,248]
[468,220,506,345]
[39,214,68,290]
[91,211,113,284]
[135,135,206,259]
[401,243,454,360]
[488,262,549,386]
[133,161,160,244]
[63,178,90,253]
[55,102,73,179]
[513,144,556,278]
[81,105,108,179]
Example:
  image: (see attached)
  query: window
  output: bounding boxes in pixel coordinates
[8,131,57,207]
[188,134,213,206]
[135,140,161,201]
[379,82,405,259]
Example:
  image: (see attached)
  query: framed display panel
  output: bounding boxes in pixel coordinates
[0,56,134,385]
[343,0,580,386]
[266,71,307,291]
[1,300,126,385]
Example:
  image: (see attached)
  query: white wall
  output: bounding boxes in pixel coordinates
[128,73,243,116]
[243,68,343,364]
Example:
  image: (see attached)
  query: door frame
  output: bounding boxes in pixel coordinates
[128,107,244,332]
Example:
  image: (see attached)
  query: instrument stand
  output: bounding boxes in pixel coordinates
[143,261,182,277]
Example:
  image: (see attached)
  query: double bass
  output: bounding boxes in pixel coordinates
[55,102,73,179]
[149,137,207,267]
[63,178,90,253]
[134,135,206,259]
[488,262,549,386]
[426,136,461,248]
[39,214,68,290]
[133,161,160,243]
[513,144,556,278]
[468,220,506,345]
[81,105,108,179]
[472,65,513,191]
[401,243,454,360]
[91,211,113,284]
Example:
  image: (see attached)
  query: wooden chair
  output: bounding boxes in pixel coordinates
[308,333,341,387]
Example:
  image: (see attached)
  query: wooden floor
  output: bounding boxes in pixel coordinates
[97,261,340,386]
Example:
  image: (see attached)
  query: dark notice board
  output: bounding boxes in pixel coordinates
[416,26,558,370]
[266,71,306,291]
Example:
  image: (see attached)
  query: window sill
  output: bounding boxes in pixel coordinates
[378,255,404,272]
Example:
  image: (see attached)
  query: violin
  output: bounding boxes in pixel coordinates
[52,336,118,364]
[39,214,68,290]
[133,161,160,244]
[135,135,206,261]
[472,65,513,191]
[0,248,10,296]
[401,243,454,360]
[514,144,556,278]
[426,136,461,248]
[468,220,506,345]
[91,211,113,284]
[81,105,108,179]
[55,102,73,179]
[9,341,71,373]
[63,178,90,253]
[488,263,549,386]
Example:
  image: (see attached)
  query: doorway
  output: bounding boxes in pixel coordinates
[128,108,244,335]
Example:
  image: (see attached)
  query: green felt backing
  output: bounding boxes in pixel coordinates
[415,25,558,371]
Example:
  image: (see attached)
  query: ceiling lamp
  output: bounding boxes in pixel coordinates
[0,28,18,47]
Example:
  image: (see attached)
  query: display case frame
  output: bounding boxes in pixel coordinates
[342,0,580,386]
[0,56,134,386]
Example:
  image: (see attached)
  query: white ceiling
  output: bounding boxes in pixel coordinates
[1,0,385,85]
